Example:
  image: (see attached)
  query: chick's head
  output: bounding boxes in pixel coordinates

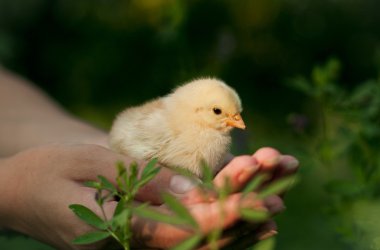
[167,78,245,132]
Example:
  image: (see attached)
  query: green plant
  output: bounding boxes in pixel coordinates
[69,159,297,250]
[289,58,380,249]
[69,159,160,250]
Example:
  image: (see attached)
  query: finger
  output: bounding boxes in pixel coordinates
[183,155,279,205]
[135,168,198,205]
[255,220,278,241]
[87,192,282,249]
[130,193,264,249]
[252,147,282,170]
[217,220,277,249]
[272,155,299,180]
[214,153,235,174]
[213,155,260,192]
[180,155,260,205]
[260,154,299,189]
[181,186,218,205]
[252,148,299,191]
[65,145,198,205]
[267,155,299,198]
[263,195,285,215]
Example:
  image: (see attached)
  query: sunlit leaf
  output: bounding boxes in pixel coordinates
[98,175,117,193]
[72,231,110,245]
[134,160,161,192]
[134,205,192,226]
[84,180,101,189]
[218,176,232,199]
[240,208,269,222]
[116,161,127,190]
[112,209,130,229]
[243,173,270,196]
[141,158,159,178]
[128,162,139,190]
[169,234,202,250]
[69,204,107,230]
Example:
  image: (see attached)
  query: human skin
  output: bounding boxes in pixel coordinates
[0,68,298,249]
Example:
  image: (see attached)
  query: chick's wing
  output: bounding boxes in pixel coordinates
[109,99,171,160]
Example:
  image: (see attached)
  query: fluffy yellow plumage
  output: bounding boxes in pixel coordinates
[109,78,245,177]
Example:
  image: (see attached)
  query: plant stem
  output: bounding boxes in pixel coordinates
[108,229,126,249]
[100,203,108,223]
[122,193,133,250]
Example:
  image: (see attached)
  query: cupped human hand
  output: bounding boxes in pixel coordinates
[0,144,297,250]
[209,147,299,249]
[131,147,298,249]
[0,143,188,250]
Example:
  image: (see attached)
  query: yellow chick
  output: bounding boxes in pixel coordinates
[109,77,245,177]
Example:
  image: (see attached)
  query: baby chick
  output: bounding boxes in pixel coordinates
[109,78,245,177]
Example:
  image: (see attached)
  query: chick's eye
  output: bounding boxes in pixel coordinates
[213,108,222,115]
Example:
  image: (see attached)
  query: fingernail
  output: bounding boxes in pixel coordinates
[283,156,299,170]
[170,175,198,194]
[258,230,278,240]
[264,196,286,214]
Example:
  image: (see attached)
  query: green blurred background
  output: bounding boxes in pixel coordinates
[1,0,380,249]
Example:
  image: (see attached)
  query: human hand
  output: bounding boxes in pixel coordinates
[0,144,297,250]
[0,143,191,250]
[0,144,122,249]
[214,147,299,249]
[130,147,298,249]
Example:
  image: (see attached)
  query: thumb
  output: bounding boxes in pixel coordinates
[72,145,198,205]
[134,167,198,205]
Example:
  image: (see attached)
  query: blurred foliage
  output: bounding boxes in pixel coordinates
[1,0,380,249]
[289,58,380,250]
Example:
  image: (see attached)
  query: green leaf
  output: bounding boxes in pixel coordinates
[288,77,314,96]
[95,190,104,206]
[141,158,158,178]
[218,176,232,199]
[116,161,127,190]
[113,198,126,217]
[257,176,298,199]
[84,181,101,189]
[134,160,161,193]
[72,231,110,245]
[325,179,363,197]
[98,175,117,193]
[127,162,139,190]
[135,168,160,190]
[240,208,270,222]
[243,173,270,196]
[169,234,202,250]
[69,204,107,230]
[200,160,213,187]
[163,193,198,229]
[133,205,192,226]
[111,209,130,229]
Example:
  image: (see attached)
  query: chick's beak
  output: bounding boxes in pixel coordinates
[226,114,246,129]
